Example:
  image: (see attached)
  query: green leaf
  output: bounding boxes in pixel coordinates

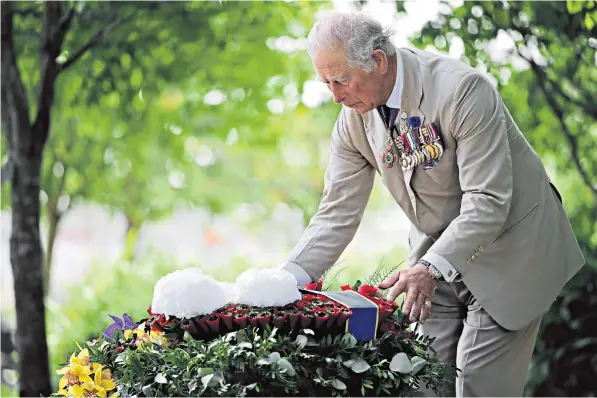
[331,379,347,390]
[410,356,427,375]
[295,335,308,349]
[389,353,413,373]
[350,359,371,374]
[341,334,357,348]
[269,352,281,362]
[201,373,215,388]
[154,373,168,384]
[566,0,585,13]
[142,385,153,396]
[277,358,296,377]
[585,12,595,29]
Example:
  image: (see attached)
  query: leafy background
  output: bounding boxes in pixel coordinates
[1,0,595,396]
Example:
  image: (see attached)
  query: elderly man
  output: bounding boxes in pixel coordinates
[278,10,585,397]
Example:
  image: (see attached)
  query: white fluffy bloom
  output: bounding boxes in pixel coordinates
[151,268,228,318]
[233,268,301,307]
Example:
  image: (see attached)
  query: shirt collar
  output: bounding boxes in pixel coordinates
[385,50,403,109]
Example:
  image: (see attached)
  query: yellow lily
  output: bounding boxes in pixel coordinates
[124,325,167,346]
[93,365,116,392]
[70,348,91,366]
[72,381,107,397]
[57,364,93,391]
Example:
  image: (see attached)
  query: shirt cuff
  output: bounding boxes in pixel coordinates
[421,252,459,283]
[279,261,312,287]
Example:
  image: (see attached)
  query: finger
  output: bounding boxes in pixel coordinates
[378,270,400,289]
[386,279,408,302]
[401,287,419,317]
[419,301,432,324]
[409,292,427,323]
[419,279,438,299]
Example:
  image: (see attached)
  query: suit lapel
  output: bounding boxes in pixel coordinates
[398,49,425,214]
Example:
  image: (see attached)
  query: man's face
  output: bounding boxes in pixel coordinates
[312,49,388,114]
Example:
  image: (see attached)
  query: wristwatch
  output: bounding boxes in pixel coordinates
[419,260,443,281]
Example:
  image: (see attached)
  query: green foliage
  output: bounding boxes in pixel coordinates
[71,326,455,397]
[2,1,333,264]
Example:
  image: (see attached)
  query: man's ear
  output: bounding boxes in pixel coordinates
[372,49,388,74]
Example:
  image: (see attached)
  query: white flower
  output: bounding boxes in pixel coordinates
[151,268,228,318]
[233,268,301,307]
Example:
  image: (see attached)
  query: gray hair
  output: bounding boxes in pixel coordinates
[307,10,395,73]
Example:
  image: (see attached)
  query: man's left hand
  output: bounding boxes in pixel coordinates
[378,263,437,323]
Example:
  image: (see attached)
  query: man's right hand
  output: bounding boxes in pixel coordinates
[378,263,437,323]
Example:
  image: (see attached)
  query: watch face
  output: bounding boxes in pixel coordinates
[429,266,442,279]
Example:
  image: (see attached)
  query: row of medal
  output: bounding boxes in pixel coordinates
[382,111,445,171]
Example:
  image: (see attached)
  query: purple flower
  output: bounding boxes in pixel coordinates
[103,313,137,339]
[408,116,421,128]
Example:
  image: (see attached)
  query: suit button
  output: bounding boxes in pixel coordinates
[466,259,471,265]
[471,254,476,261]
[479,246,483,252]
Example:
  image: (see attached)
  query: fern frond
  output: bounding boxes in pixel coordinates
[322,262,350,291]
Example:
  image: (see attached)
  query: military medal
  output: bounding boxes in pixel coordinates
[383,137,397,168]
[380,107,446,172]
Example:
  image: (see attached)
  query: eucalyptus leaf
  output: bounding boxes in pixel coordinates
[269,352,281,362]
[201,373,216,388]
[154,373,168,384]
[341,334,358,348]
[332,379,347,390]
[410,356,427,375]
[277,358,296,377]
[389,353,413,374]
[295,335,308,349]
[350,359,371,374]
[142,384,153,396]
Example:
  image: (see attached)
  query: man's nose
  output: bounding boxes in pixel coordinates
[329,84,344,104]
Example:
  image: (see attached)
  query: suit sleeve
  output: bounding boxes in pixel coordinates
[425,72,513,276]
[284,107,375,282]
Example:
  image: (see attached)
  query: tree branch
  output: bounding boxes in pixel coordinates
[32,2,75,151]
[546,76,597,119]
[496,6,597,205]
[1,2,32,143]
[530,60,597,205]
[59,13,134,73]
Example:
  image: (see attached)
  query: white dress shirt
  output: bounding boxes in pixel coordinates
[280,51,458,285]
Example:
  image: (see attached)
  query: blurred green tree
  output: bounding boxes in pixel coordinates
[1,1,323,395]
[402,0,597,394]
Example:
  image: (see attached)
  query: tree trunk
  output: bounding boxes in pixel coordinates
[9,139,52,397]
[2,3,73,395]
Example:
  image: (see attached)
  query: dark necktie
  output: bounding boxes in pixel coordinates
[377,105,399,133]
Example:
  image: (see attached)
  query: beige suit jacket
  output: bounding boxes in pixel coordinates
[285,48,585,331]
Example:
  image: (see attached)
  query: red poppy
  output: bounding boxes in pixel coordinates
[305,279,323,291]
[357,284,378,298]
